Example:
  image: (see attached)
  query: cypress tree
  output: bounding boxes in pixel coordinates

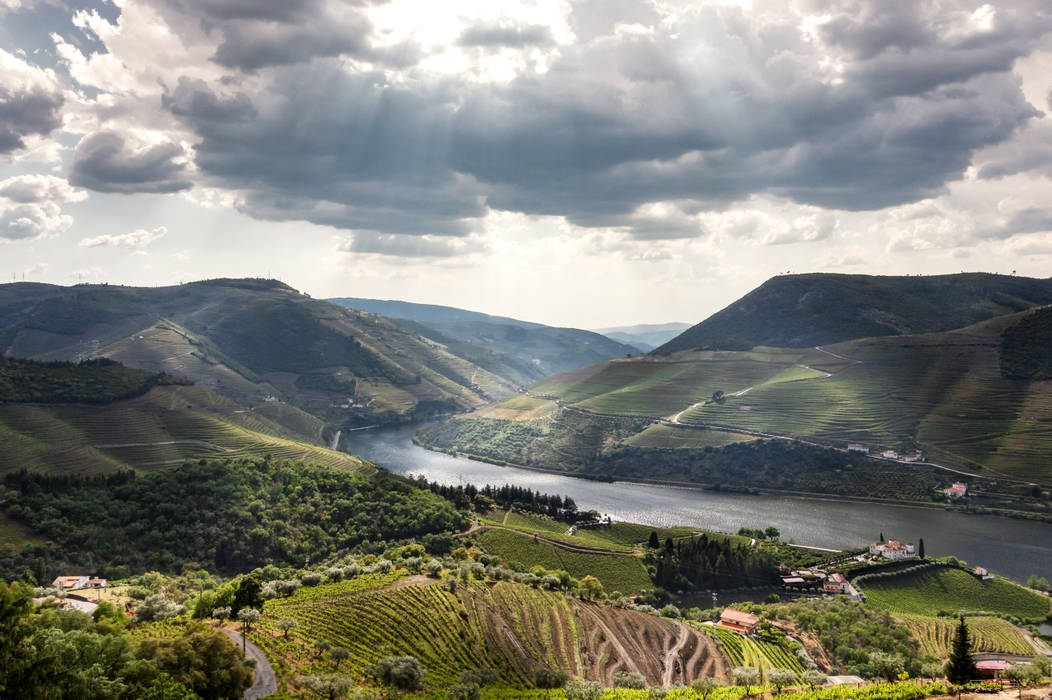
[918,538,925,558]
[946,616,977,683]
[648,531,660,549]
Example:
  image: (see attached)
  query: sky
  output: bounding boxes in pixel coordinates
[0,0,1050,329]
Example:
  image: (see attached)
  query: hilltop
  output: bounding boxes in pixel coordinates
[0,279,520,428]
[592,322,691,352]
[330,296,640,383]
[656,273,1052,353]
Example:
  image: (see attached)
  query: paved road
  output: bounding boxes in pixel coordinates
[221,628,278,699]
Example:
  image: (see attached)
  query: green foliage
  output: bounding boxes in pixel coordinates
[944,617,976,683]
[857,567,1052,621]
[534,666,570,690]
[649,532,780,591]
[0,356,188,404]
[896,613,1033,658]
[371,655,426,691]
[0,459,465,581]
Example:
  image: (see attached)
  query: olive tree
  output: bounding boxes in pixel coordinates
[801,670,827,690]
[692,677,722,699]
[732,666,761,697]
[614,671,647,689]
[767,668,798,694]
[371,655,425,691]
[301,674,354,700]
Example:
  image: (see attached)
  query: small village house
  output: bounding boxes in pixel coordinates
[943,482,968,499]
[51,576,89,590]
[869,539,917,560]
[717,609,759,635]
[823,572,848,594]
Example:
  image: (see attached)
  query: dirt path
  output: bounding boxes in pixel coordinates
[220,628,278,699]
[379,574,435,592]
[578,605,644,681]
[662,623,690,687]
[502,509,511,525]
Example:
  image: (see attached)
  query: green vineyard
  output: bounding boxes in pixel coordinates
[897,613,1034,658]
[699,625,803,675]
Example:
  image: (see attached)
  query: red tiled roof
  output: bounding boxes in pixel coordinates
[720,609,759,626]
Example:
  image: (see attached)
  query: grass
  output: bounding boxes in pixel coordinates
[474,528,653,593]
[622,424,756,449]
[896,613,1034,658]
[857,567,1052,620]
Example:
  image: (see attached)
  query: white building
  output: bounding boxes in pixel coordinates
[869,539,917,560]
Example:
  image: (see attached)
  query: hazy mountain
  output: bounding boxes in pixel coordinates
[655,272,1052,354]
[330,297,641,384]
[592,322,691,352]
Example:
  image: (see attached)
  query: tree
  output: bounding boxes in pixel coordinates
[329,646,351,669]
[276,617,300,638]
[301,674,354,700]
[137,628,253,700]
[236,608,260,655]
[565,679,604,699]
[869,652,905,682]
[535,666,570,693]
[920,663,944,680]
[764,527,780,541]
[134,595,185,623]
[1004,664,1041,700]
[577,575,604,601]
[732,667,761,697]
[692,677,722,699]
[614,671,647,689]
[371,655,425,691]
[313,639,331,659]
[0,581,59,697]
[767,668,797,694]
[880,532,885,542]
[918,538,925,559]
[712,390,725,404]
[648,531,660,549]
[447,682,480,700]
[945,617,977,683]
[1026,574,1050,592]
[801,670,826,690]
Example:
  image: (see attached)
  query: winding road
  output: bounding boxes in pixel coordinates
[221,628,278,699]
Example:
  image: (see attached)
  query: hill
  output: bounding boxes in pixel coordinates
[656,273,1052,353]
[0,279,520,428]
[330,296,641,383]
[593,322,691,352]
[417,307,1052,506]
[1001,305,1052,380]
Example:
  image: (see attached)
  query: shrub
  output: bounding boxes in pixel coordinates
[614,671,647,689]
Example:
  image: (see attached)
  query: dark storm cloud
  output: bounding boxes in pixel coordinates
[457,23,554,49]
[0,83,64,154]
[163,0,1051,240]
[69,131,193,194]
[338,232,488,258]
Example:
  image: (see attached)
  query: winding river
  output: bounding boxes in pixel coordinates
[345,426,1052,584]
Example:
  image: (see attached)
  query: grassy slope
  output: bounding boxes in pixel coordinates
[857,567,1052,620]
[657,272,1052,353]
[474,528,653,593]
[0,384,366,476]
[434,309,1052,484]
[896,613,1034,658]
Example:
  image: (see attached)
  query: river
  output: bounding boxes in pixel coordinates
[345,426,1052,584]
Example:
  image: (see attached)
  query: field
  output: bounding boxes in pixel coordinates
[857,567,1052,620]
[0,384,366,476]
[473,528,653,593]
[699,625,804,675]
[622,424,757,449]
[896,613,1034,658]
[249,572,726,693]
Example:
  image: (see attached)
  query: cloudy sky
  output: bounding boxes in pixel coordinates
[1,0,1050,328]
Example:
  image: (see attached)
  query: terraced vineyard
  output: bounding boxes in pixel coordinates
[897,613,1034,658]
[0,385,365,475]
[700,625,803,675]
[474,528,653,593]
[857,567,1052,620]
[251,574,726,693]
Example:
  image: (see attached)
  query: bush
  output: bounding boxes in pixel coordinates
[565,679,604,699]
[614,671,647,689]
[371,656,425,691]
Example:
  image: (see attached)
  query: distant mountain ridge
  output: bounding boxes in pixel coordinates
[329,297,641,383]
[655,272,1052,354]
[592,322,691,352]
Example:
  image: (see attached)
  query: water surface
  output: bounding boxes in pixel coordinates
[346,426,1052,584]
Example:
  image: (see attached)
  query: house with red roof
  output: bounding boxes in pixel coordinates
[717,609,759,635]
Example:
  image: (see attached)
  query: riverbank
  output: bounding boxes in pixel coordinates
[411,436,1052,525]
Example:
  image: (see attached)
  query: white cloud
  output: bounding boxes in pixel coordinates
[79,226,167,249]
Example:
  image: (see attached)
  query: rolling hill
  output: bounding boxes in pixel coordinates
[656,272,1052,353]
[0,356,365,475]
[329,296,641,383]
[0,279,521,429]
[418,303,1052,506]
